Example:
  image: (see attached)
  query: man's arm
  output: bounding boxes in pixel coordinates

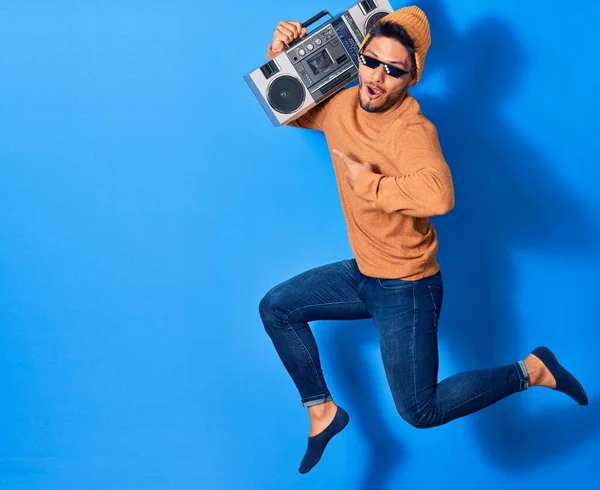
[351,123,455,218]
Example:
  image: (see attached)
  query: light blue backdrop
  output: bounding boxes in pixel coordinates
[1,1,599,489]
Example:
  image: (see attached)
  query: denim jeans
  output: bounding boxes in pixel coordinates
[259,259,529,428]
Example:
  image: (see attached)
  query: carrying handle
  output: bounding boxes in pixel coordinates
[287,10,333,49]
[302,10,332,29]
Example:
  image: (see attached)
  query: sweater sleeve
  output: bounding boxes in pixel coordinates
[352,122,455,218]
[266,44,330,131]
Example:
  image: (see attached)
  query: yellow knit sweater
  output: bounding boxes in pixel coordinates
[267,47,454,280]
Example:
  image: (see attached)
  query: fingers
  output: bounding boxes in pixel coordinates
[332,148,344,160]
[272,21,308,55]
[333,149,354,165]
[277,23,294,38]
[344,168,354,188]
[282,21,302,38]
[285,21,307,39]
[274,26,294,45]
[276,21,305,44]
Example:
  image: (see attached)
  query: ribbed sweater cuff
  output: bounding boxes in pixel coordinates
[353,171,381,202]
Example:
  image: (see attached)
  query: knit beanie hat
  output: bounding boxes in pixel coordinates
[359,5,431,85]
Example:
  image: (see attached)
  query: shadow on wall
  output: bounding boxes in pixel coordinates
[320,1,600,488]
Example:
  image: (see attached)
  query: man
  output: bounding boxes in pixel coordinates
[258,6,588,475]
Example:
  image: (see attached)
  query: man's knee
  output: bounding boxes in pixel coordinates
[395,402,438,429]
[258,289,274,324]
[258,286,285,327]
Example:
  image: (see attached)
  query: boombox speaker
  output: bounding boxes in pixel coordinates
[244,0,394,126]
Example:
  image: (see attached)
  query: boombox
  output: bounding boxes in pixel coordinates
[244,0,394,126]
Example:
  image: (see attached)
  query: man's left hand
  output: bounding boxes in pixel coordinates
[333,149,373,189]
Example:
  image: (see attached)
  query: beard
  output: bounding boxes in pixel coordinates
[358,78,406,113]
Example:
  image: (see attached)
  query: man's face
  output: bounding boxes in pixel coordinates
[357,36,414,113]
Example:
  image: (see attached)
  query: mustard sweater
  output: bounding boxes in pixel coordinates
[267,46,454,280]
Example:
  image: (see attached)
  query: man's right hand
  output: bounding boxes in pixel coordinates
[270,21,307,55]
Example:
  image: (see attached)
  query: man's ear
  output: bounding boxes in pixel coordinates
[408,69,418,87]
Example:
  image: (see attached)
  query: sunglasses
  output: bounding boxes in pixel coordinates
[358,53,415,79]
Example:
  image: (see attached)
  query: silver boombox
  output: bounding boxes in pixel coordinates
[244,0,394,126]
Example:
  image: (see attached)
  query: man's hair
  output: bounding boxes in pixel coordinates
[363,21,417,77]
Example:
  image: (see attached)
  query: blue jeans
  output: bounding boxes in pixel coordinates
[259,259,529,428]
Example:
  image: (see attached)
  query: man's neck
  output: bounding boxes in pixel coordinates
[355,89,413,131]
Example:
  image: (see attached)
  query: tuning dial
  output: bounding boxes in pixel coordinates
[315,38,322,45]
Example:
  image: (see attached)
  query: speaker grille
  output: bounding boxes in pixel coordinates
[365,11,389,34]
[267,76,305,114]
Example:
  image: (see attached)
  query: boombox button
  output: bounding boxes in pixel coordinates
[315,38,322,45]
[298,49,306,56]
[307,43,314,51]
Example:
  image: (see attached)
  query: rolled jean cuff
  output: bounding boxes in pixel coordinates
[515,360,530,390]
[302,394,333,407]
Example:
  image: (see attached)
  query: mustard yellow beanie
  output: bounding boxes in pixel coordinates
[359,5,431,85]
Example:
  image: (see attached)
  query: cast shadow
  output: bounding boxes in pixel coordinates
[320,0,599,487]
[416,0,600,467]
[323,318,407,490]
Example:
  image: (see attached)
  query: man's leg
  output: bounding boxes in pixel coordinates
[361,271,531,428]
[259,259,370,472]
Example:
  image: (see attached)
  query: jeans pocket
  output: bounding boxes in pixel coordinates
[377,277,414,290]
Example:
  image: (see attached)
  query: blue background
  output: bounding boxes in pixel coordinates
[1,0,599,489]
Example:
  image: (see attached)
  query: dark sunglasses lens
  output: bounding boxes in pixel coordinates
[360,54,379,69]
[386,66,404,78]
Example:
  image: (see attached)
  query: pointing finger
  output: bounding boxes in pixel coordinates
[333,149,351,163]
